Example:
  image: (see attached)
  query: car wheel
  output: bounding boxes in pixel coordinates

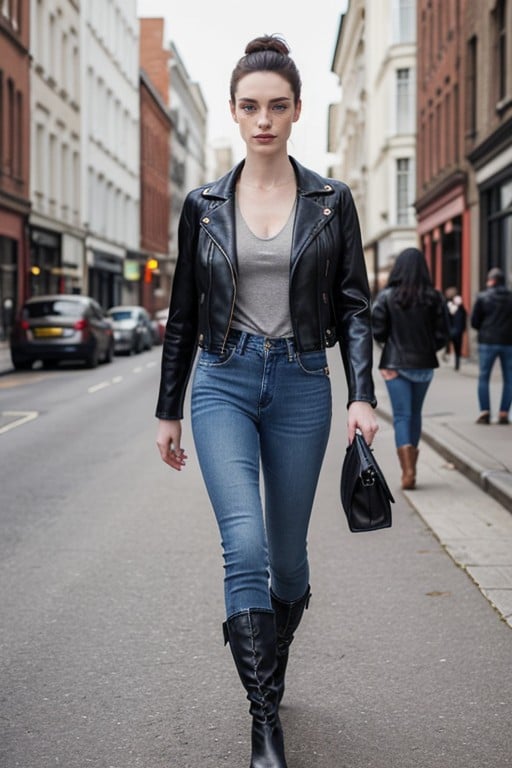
[85,344,99,368]
[104,340,114,364]
[12,357,32,371]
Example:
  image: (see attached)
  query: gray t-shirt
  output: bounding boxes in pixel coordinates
[231,201,296,338]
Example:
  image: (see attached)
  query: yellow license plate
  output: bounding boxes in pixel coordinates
[33,327,63,338]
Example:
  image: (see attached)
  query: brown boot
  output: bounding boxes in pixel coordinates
[411,446,419,486]
[397,445,416,490]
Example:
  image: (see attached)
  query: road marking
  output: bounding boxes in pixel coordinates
[112,376,123,384]
[88,381,111,393]
[0,410,39,434]
[132,366,143,373]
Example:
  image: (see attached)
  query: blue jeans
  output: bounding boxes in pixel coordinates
[385,374,431,448]
[477,343,512,413]
[191,331,332,618]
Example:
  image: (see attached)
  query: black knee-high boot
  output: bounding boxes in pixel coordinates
[270,586,311,704]
[223,609,287,768]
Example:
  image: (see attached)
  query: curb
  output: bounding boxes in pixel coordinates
[376,406,512,515]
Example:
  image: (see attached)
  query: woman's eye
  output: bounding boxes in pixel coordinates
[241,105,255,113]
[272,104,287,112]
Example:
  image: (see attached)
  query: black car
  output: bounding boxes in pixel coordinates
[10,294,114,370]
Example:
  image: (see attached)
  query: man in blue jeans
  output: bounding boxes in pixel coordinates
[471,267,512,425]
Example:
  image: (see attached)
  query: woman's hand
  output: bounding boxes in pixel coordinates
[347,401,379,447]
[380,368,399,381]
[156,419,188,470]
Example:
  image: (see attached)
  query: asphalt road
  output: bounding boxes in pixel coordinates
[1,347,511,768]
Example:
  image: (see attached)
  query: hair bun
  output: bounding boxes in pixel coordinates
[245,34,290,57]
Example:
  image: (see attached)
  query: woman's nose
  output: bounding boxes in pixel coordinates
[257,110,271,127]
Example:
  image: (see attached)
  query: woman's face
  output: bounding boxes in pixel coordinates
[230,71,301,154]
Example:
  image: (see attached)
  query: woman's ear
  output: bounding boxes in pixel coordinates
[293,99,302,122]
[229,100,238,123]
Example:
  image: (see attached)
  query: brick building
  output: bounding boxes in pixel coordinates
[0,0,30,339]
[465,0,512,289]
[139,17,173,313]
[415,0,471,313]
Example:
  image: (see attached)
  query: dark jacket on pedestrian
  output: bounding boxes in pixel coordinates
[470,286,512,345]
[447,301,467,340]
[156,157,376,419]
[372,286,449,369]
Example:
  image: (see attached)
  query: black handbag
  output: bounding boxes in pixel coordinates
[340,432,394,532]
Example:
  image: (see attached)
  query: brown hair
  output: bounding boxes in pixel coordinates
[229,34,302,103]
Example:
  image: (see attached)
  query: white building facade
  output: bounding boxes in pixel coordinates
[330,0,418,291]
[168,42,208,266]
[81,0,140,307]
[29,0,84,295]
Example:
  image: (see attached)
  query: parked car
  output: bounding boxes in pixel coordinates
[10,294,115,370]
[107,305,153,355]
[153,308,168,345]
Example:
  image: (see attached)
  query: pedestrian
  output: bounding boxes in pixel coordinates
[445,287,467,370]
[372,247,449,490]
[155,34,378,768]
[470,267,512,425]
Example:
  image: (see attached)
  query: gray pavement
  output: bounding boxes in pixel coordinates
[372,350,512,629]
[2,338,511,631]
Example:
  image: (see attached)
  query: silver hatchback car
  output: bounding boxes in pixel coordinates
[107,305,154,355]
[10,294,115,370]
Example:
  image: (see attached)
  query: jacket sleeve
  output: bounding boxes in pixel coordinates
[371,291,390,344]
[155,195,199,420]
[334,185,377,408]
[433,292,450,351]
[470,296,483,330]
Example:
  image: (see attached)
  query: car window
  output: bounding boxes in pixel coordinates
[23,300,84,319]
[109,310,134,321]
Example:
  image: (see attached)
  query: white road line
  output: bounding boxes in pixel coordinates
[112,376,123,384]
[132,366,143,373]
[0,410,39,435]
[88,381,111,394]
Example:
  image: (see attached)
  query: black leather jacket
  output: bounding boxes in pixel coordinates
[372,286,449,369]
[156,157,376,419]
[470,286,512,345]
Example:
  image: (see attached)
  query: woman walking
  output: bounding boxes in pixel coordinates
[156,34,377,767]
[372,247,448,490]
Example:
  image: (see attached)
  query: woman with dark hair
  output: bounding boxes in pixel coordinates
[156,33,377,768]
[372,247,448,490]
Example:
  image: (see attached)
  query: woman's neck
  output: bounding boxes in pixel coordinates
[239,156,295,191]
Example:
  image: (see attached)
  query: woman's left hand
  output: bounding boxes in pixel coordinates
[347,401,379,446]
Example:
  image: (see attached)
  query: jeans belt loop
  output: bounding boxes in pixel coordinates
[236,331,248,355]
[285,337,295,362]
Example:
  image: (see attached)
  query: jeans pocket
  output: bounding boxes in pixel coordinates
[197,345,237,368]
[296,350,330,376]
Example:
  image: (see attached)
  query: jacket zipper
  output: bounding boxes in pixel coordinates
[203,227,236,353]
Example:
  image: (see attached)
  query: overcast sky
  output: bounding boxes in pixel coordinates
[136,0,349,173]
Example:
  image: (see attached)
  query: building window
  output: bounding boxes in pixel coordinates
[0,71,3,168]
[396,68,414,133]
[467,36,477,137]
[393,0,416,44]
[495,0,507,102]
[397,158,414,225]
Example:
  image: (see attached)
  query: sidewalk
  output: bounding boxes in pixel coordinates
[373,351,512,515]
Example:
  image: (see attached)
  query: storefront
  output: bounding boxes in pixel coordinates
[473,148,512,287]
[0,206,27,340]
[417,177,471,304]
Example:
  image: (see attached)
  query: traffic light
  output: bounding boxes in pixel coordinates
[144,258,158,283]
